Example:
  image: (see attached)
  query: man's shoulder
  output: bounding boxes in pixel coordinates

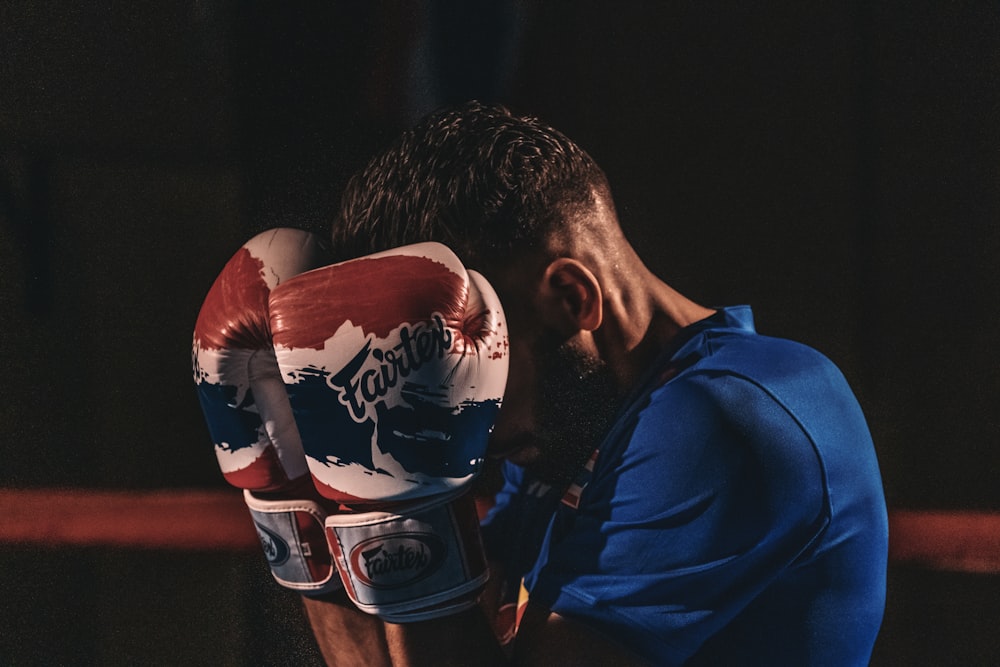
[618,331,847,500]
[644,328,840,422]
[668,325,857,426]
[700,326,837,376]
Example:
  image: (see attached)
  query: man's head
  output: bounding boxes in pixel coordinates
[332,102,629,487]
[333,101,617,268]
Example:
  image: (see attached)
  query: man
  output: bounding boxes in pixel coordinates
[247,102,887,665]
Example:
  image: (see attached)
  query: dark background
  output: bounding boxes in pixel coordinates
[2,2,998,664]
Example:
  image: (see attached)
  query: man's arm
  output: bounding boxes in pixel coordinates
[301,592,391,667]
[383,607,508,667]
[380,600,650,667]
[302,570,507,667]
[301,596,647,667]
[302,596,505,667]
[512,602,651,667]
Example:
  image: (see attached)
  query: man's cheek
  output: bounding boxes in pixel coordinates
[502,345,536,419]
[487,392,530,457]
[485,354,538,457]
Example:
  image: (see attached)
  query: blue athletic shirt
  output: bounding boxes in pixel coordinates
[481,306,888,665]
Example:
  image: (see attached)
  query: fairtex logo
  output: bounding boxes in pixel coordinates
[328,316,453,424]
[349,533,446,589]
[253,522,291,566]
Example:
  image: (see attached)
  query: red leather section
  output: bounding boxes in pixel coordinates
[270,254,467,348]
[194,247,269,350]
[221,445,289,492]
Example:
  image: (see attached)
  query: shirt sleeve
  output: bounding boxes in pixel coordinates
[524,371,831,664]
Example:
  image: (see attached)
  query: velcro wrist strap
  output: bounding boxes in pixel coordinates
[325,490,488,622]
[244,490,340,595]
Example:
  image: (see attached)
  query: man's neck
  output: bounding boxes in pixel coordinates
[596,270,716,391]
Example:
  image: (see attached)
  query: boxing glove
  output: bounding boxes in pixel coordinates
[192,227,340,595]
[268,242,509,621]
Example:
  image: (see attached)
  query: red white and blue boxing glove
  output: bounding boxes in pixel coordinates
[192,227,341,596]
[268,242,509,622]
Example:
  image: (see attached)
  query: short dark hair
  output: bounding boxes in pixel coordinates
[331,101,612,267]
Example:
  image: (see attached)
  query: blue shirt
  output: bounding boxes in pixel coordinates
[482,306,888,665]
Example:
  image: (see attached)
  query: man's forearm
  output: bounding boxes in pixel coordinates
[383,607,508,667]
[302,592,507,667]
[301,592,391,667]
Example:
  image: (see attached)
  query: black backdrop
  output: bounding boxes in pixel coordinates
[2,2,998,664]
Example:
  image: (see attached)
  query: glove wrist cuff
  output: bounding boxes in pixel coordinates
[244,490,341,595]
[325,489,488,622]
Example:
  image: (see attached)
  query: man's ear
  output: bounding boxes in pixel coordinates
[536,258,604,334]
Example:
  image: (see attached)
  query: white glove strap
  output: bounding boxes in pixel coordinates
[325,490,488,622]
[244,490,341,595]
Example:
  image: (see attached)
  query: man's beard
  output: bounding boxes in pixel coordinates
[523,341,622,491]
